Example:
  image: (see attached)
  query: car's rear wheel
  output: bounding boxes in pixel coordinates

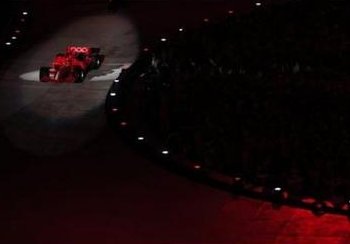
[93,56,102,69]
[92,54,105,69]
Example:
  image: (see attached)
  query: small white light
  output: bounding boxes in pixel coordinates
[120,121,128,126]
[114,79,119,83]
[228,10,234,14]
[161,150,169,155]
[22,11,28,16]
[20,18,25,22]
[143,47,149,52]
[137,136,144,141]
[194,164,201,169]
[255,2,262,6]
[112,108,118,112]
[274,187,282,192]
[110,92,116,96]
[5,42,12,46]
[11,36,17,40]
[160,38,167,42]
[234,176,241,181]
[178,28,183,32]
[15,29,21,34]
[203,18,209,22]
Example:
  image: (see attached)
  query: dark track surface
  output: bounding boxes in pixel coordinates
[0,1,349,243]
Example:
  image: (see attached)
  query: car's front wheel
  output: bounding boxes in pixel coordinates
[39,67,50,82]
[74,68,85,83]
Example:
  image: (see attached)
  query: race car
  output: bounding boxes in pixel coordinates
[39,45,104,83]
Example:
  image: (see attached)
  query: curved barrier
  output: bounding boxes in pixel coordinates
[105,0,350,218]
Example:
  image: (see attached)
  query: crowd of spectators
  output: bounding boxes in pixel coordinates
[121,0,350,203]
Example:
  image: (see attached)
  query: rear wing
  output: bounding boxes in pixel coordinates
[66,46,100,55]
[66,46,91,55]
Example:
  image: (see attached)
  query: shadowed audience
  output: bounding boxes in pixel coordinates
[122,0,350,202]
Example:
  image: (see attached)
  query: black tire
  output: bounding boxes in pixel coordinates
[93,55,102,69]
[74,68,85,83]
[39,67,50,82]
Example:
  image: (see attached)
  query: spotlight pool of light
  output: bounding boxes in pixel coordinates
[255,2,262,6]
[110,92,116,96]
[178,28,184,32]
[11,36,17,40]
[5,42,12,46]
[161,150,169,155]
[274,187,282,192]
[6,13,140,156]
[160,38,167,42]
[22,11,28,16]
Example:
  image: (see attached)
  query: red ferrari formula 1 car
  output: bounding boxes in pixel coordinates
[39,45,104,83]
